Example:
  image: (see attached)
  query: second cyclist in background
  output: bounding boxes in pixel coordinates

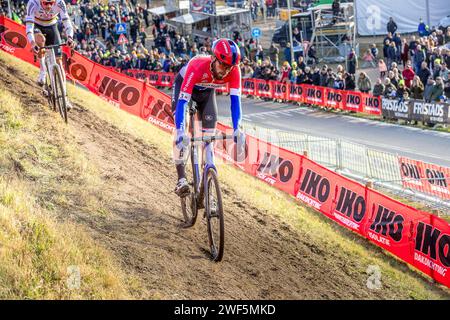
[25,0,75,107]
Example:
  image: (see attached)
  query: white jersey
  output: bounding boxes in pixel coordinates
[25,0,73,43]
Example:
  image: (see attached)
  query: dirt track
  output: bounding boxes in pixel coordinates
[1,58,448,300]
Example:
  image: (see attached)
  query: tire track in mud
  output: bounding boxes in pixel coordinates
[1,58,447,299]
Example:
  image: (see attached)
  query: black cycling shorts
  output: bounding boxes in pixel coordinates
[34,23,62,57]
[171,73,218,130]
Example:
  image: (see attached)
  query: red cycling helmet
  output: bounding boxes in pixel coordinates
[211,38,241,67]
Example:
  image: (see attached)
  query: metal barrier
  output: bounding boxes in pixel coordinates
[228,119,450,212]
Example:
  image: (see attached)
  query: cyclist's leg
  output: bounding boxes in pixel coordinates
[171,74,188,182]
[198,89,218,167]
[33,27,46,85]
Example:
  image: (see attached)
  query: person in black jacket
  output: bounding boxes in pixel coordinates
[344,72,356,91]
[312,67,321,85]
[417,61,431,86]
[332,0,340,24]
[387,17,398,35]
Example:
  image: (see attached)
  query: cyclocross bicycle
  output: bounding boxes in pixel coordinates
[40,43,69,123]
[180,102,233,262]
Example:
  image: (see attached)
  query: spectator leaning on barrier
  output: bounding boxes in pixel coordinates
[431,77,445,102]
[333,73,345,90]
[372,79,385,97]
[384,78,397,98]
[410,76,425,100]
[396,80,410,102]
[312,67,321,86]
[304,67,314,85]
[424,77,435,102]
[344,72,356,91]
[357,72,372,93]
[319,66,328,87]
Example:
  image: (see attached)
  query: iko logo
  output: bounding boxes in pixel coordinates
[98,77,140,106]
[415,222,450,267]
[335,187,366,223]
[369,205,404,242]
[299,169,331,203]
[256,153,294,183]
[327,91,343,102]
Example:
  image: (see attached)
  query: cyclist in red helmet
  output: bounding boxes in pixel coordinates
[172,38,245,197]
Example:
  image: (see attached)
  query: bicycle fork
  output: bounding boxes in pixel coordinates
[198,141,216,215]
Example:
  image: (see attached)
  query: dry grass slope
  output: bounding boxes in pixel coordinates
[0,76,138,299]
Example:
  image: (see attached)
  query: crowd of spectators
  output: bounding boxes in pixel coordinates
[3,0,450,103]
[368,17,450,103]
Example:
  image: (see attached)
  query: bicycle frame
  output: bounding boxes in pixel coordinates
[43,44,66,98]
[188,103,232,197]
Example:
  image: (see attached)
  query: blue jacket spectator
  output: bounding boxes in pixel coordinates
[418,19,429,37]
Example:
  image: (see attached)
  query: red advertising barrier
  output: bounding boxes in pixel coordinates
[254,79,273,98]
[365,189,450,288]
[303,84,325,106]
[63,50,95,89]
[344,90,363,113]
[1,16,449,288]
[323,88,346,110]
[0,16,38,67]
[399,157,450,200]
[141,83,174,132]
[123,67,382,116]
[296,157,370,236]
[361,93,382,115]
[288,84,305,102]
[242,78,256,96]
[271,81,289,100]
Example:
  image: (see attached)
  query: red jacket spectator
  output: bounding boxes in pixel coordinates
[402,65,415,88]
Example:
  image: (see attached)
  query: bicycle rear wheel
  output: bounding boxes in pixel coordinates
[205,168,224,262]
[53,66,68,123]
[180,144,199,227]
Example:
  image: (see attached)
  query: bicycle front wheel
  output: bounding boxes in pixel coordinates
[180,144,199,227]
[53,66,68,123]
[205,168,224,262]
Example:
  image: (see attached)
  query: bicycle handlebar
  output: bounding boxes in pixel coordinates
[191,134,234,143]
[42,42,67,49]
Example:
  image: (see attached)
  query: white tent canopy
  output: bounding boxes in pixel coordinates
[355,0,450,35]
[170,13,209,25]
[148,6,178,16]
